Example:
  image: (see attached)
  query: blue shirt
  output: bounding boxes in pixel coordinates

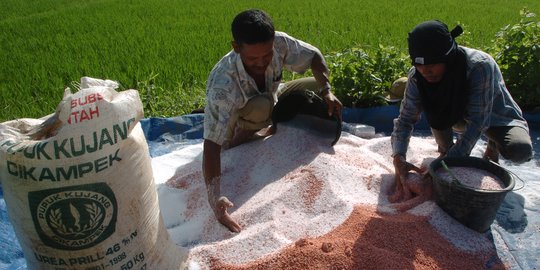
[391,46,529,158]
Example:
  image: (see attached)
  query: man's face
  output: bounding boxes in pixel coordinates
[415,63,446,83]
[233,39,274,77]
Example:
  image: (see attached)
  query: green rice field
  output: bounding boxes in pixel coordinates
[1,0,539,121]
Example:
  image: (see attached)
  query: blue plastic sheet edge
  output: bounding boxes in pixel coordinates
[139,105,540,140]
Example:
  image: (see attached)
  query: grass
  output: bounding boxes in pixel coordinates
[1,0,539,121]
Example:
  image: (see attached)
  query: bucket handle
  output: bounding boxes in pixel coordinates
[486,160,526,191]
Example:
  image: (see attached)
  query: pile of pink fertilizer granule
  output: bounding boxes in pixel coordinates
[436,166,506,190]
[154,122,507,269]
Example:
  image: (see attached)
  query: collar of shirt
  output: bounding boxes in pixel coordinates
[233,50,281,94]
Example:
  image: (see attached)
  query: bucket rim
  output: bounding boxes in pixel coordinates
[429,156,515,193]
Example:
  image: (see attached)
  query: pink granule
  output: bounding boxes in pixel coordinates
[211,205,505,270]
[436,166,506,190]
[285,167,323,209]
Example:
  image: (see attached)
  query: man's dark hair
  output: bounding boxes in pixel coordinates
[231,9,275,45]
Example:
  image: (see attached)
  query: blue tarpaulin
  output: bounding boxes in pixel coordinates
[1,106,539,269]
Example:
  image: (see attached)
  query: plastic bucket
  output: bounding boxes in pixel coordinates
[429,156,515,233]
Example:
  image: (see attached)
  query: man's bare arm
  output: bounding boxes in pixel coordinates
[202,139,242,232]
[310,52,343,118]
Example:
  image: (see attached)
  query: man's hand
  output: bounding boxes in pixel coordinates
[310,51,342,119]
[203,140,242,233]
[391,172,433,211]
[228,125,276,149]
[390,155,423,203]
[322,91,343,119]
[211,196,242,233]
[206,176,242,233]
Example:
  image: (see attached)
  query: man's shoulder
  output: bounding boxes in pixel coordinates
[461,46,494,65]
[273,31,292,46]
[461,47,501,81]
[274,31,291,39]
[273,31,308,45]
[273,31,319,56]
[213,50,237,71]
[209,51,238,81]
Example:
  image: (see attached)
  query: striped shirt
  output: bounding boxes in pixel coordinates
[391,46,529,157]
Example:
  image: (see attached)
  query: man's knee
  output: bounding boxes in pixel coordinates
[279,77,318,97]
[501,141,533,163]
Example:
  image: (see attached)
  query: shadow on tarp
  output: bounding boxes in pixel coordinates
[495,191,527,233]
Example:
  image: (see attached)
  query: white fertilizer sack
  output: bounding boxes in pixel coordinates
[0,77,187,270]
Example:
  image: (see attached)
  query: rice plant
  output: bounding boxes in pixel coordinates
[1,0,538,121]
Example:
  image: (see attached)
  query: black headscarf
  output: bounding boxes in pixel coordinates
[408,20,469,130]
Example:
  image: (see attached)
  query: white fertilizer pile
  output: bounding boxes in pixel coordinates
[151,122,504,269]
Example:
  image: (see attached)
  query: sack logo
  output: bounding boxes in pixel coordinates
[29,183,117,250]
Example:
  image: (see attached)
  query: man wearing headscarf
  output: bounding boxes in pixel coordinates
[390,20,532,202]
